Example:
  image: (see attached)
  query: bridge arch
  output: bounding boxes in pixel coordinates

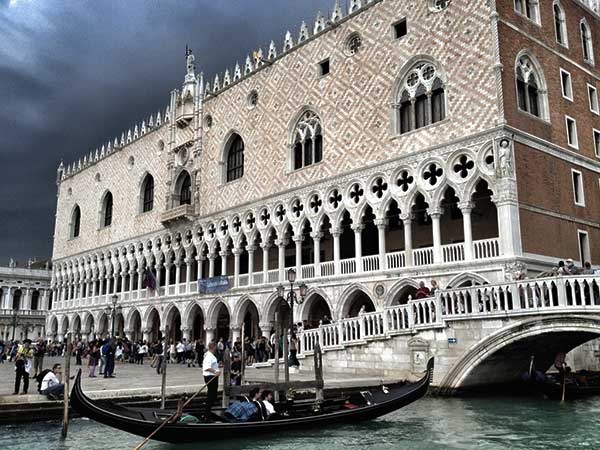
[439,315,600,394]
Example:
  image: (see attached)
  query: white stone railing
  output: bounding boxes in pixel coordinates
[297,275,600,357]
[474,238,500,260]
[238,274,249,287]
[414,247,434,266]
[267,269,279,284]
[0,309,46,317]
[340,258,356,275]
[362,254,380,272]
[443,243,465,263]
[301,264,315,280]
[387,250,406,270]
[320,261,335,277]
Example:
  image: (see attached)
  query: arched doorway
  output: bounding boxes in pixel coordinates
[84,314,95,341]
[390,285,418,305]
[342,290,376,318]
[188,304,205,342]
[166,307,182,343]
[471,179,498,241]
[31,291,40,310]
[12,289,22,310]
[147,308,161,343]
[129,310,142,342]
[49,317,58,341]
[241,301,260,340]
[97,314,109,338]
[72,315,82,339]
[114,312,125,338]
[303,294,332,329]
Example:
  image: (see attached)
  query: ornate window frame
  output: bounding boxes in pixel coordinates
[288,108,324,172]
[514,51,550,122]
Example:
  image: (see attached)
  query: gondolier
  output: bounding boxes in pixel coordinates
[202,342,220,422]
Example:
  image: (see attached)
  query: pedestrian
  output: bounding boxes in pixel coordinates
[176,340,185,364]
[99,339,107,375]
[583,261,594,275]
[430,280,439,296]
[14,339,33,395]
[103,339,116,378]
[40,363,65,400]
[33,339,46,377]
[415,281,431,299]
[88,343,100,377]
[155,340,164,375]
[288,333,300,368]
[75,340,83,366]
[202,342,220,422]
[195,339,204,368]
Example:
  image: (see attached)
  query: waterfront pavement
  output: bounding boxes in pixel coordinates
[0,356,393,405]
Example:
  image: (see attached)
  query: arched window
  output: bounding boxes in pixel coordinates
[102,191,113,227]
[141,174,154,212]
[515,0,540,24]
[581,20,594,64]
[553,2,568,46]
[292,110,323,170]
[225,134,244,182]
[516,54,548,121]
[71,205,81,238]
[396,60,446,135]
[176,171,192,205]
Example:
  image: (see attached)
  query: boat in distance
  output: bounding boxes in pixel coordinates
[70,358,434,444]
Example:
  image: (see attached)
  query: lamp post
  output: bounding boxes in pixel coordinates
[104,294,122,338]
[276,268,307,355]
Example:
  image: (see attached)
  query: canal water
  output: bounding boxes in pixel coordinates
[2,396,599,450]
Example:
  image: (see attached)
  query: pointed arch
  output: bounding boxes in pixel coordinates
[296,288,333,324]
[446,272,490,289]
[337,283,377,318]
[386,278,420,306]
[100,190,113,228]
[206,297,231,329]
[289,108,323,170]
[581,18,594,65]
[70,204,81,238]
[174,169,192,206]
[232,294,261,327]
[553,1,568,47]
[220,130,245,183]
[515,50,550,121]
[140,172,155,213]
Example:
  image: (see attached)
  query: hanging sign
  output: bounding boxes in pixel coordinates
[198,276,230,294]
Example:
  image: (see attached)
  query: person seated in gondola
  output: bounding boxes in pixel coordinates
[224,388,260,422]
[259,390,277,420]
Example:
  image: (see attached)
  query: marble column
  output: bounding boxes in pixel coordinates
[232,248,242,287]
[332,229,342,275]
[352,224,363,273]
[401,213,413,267]
[277,239,287,282]
[220,251,229,276]
[459,201,474,260]
[312,232,322,278]
[247,246,256,286]
[294,236,303,279]
[375,218,388,271]
[428,207,443,264]
[261,243,270,283]
[208,254,216,278]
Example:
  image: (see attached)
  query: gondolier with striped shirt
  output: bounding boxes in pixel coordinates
[202,341,220,422]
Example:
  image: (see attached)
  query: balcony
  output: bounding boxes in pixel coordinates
[160,204,195,225]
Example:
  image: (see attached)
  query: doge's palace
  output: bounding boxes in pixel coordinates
[47,0,600,348]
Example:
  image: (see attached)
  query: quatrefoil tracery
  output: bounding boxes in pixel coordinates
[275,205,286,222]
[246,213,256,229]
[232,216,242,233]
[260,209,270,226]
[397,170,414,193]
[329,189,342,209]
[423,163,443,186]
[292,200,304,218]
[350,183,364,204]
[453,155,475,179]
[310,194,323,214]
[371,177,388,199]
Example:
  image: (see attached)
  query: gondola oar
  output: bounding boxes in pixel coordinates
[133,374,220,450]
[561,368,566,402]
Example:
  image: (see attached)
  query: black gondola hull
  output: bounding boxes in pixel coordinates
[70,358,433,443]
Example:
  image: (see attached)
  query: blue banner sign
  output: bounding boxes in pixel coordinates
[448,337,457,344]
[198,276,230,294]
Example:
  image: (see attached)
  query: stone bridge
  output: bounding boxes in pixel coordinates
[294,275,600,394]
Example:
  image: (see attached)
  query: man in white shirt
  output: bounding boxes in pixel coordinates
[202,342,220,422]
[176,341,185,364]
[41,363,64,399]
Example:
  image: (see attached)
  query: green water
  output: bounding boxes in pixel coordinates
[2,396,599,450]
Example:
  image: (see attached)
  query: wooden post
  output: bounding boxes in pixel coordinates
[240,322,246,385]
[160,326,169,410]
[61,333,72,438]
[273,312,280,403]
[222,349,231,408]
[283,327,289,383]
[314,343,324,401]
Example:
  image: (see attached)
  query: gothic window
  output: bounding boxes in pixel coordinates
[142,174,155,213]
[292,110,323,170]
[346,33,362,56]
[225,134,245,182]
[429,0,450,12]
[178,172,192,205]
[516,54,548,120]
[71,205,81,238]
[396,61,446,135]
[581,20,594,64]
[553,2,568,47]
[515,0,539,24]
[102,191,113,227]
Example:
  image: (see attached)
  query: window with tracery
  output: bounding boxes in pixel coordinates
[553,3,567,46]
[226,134,244,182]
[142,174,154,213]
[102,192,113,227]
[515,0,539,24]
[516,55,547,120]
[293,110,323,170]
[397,61,446,135]
[178,172,192,205]
[71,205,81,238]
[581,20,594,64]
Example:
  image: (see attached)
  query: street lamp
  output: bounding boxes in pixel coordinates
[104,294,122,338]
[276,268,308,350]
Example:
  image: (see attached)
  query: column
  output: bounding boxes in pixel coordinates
[208,254,216,278]
[24,289,32,310]
[401,213,413,267]
[129,270,136,292]
[276,239,287,282]
[312,232,322,278]
[247,246,256,286]
[197,256,204,280]
[332,229,342,275]
[155,266,162,291]
[205,327,215,345]
[494,192,523,257]
[137,268,144,296]
[232,248,242,287]
[185,258,193,285]
[220,251,228,276]
[258,322,273,339]
[375,219,387,271]
[428,207,443,264]
[79,279,85,299]
[2,287,11,310]
[352,224,363,273]
[294,236,303,279]
[459,201,474,260]
[142,328,151,342]
[231,326,241,344]
[262,243,270,282]
[175,263,181,288]
[42,290,49,311]
[120,272,127,293]
[164,263,171,287]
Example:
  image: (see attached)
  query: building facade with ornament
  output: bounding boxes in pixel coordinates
[47,0,600,346]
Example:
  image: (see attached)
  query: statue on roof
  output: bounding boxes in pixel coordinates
[186,45,196,78]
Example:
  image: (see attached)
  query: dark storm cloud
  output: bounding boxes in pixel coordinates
[0,0,331,265]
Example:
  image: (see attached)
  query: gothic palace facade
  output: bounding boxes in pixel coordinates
[48,0,600,344]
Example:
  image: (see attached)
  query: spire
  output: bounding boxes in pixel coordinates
[149,114,154,128]
[255,48,265,67]
[349,0,361,13]
[298,21,309,43]
[199,71,204,95]
[234,62,242,81]
[141,120,146,135]
[223,69,231,86]
[332,0,342,22]
[314,11,326,34]
[113,137,119,149]
[126,128,132,143]
[283,30,294,51]
[120,132,126,146]
[165,106,170,122]
[245,55,253,75]
[94,148,99,161]
[213,74,220,91]
[268,40,277,59]
[156,111,162,126]
[100,145,106,158]
[133,124,139,139]
[205,80,211,95]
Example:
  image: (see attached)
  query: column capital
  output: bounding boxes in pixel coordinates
[260,242,272,250]
[293,236,305,243]
[310,231,323,241]
[246,245,257,253]
[232,248,243,256]
[427,207,444,219]
[351,224,365,233]
[400,212,413,223]
[230,326,241,332]
[259,322,273,334]
[184,257,194,264]
[275,238,289,248]
[208,253,217,261]
[331,228,342,237]
[219,250,229,258]
[374,218,388,228]
[458,201,475,212]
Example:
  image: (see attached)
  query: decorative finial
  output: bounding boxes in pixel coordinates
[314,11,326,34]
[283,30,294,51]
[298,21,309,43]
[268,40,277,59]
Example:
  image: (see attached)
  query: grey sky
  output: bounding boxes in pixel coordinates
[0,0,332,264]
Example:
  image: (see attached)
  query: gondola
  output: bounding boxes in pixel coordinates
[538,375,600,400]
[70,358,434,444]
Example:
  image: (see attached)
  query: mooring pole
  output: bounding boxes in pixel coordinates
[160,326,169,410]
[273,312,280,402]
[61,333,72,438]
[240,322,246,385]
[283,326,289,383]
[222,349,231,408]
[314,343,324,401]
